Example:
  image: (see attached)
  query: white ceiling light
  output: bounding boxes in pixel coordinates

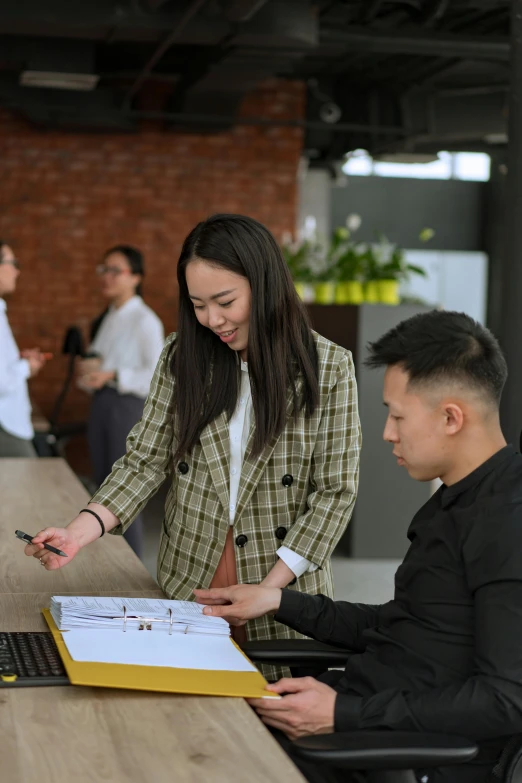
[20,71,99,91]
[374,153,439,164]
[483,132,508,145]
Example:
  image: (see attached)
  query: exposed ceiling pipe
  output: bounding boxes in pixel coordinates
[321,26,509,61]
[128,108,407,135]
[122,0,208,107]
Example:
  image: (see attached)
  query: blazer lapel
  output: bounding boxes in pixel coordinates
[233,385,297,524]
[199,410,230,517]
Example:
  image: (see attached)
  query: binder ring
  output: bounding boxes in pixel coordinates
[118,605,175,634]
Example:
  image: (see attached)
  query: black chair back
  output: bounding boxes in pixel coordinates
[490,736,522,782]
[49,326,85,428]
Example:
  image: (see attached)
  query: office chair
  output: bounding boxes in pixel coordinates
[242,640,522,782]
[242,431,522,779]
[33,326,87,458]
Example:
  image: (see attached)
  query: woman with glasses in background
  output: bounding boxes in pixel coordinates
[77,245,164,557]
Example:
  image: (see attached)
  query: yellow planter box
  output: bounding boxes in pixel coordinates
[364,280,380,303]
[378,279,400,305]
[313,282,336,304]
[335,281,364,304]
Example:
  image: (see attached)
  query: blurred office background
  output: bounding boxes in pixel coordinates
[0,0,517,601]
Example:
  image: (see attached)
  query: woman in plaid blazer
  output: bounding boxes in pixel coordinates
[26,215,361,653]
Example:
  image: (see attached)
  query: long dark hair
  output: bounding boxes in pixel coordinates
[171,214,319,460]
[0,240,9,264]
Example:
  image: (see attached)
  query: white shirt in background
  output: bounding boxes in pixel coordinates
[229,359,317,579]
[0,298,33,440]
[90,296,165,399]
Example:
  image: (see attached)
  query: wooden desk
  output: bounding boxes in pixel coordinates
[0,459,305,783]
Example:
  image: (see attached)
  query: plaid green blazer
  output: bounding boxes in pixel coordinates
[92,331,361,649]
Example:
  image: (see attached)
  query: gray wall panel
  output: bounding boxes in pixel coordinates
[351,304,433,558]
[331,177,484,251]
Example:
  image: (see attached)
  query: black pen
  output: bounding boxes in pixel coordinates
[15,529,68,558]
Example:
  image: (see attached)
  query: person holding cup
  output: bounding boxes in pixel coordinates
[77,245,164,557]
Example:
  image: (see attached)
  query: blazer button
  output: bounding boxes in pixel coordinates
[178,462,189,474]
[235,534,248,548]
[282,474,293,487]
[275,526,287,541]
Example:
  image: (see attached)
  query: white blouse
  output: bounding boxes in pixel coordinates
[229,360,317,579]
[0,299,32,440]
[90,296,164,399]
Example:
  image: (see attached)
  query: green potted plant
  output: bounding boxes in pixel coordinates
[284,230,338,304]
[310,267,336,303]
[329,216,364,304]
[334,243,364,304]
[362,229,433,305]
[378,246,426,304]
[281,239,314,301]
[360,245,382,303]
[309,225,345,304]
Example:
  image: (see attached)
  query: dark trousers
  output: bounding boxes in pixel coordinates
[0,424,37,457]
[87,387,144,557]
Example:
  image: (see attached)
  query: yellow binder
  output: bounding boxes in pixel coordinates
[43,609,275,699]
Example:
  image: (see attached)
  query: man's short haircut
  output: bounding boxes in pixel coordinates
[365,310,508,407]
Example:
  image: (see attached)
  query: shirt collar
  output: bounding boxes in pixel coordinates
[440,444,515,508]
[0,298,6,313]
[235,352,248,372]
[108,295,141,315]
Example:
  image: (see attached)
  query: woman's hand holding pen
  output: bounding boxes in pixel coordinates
[24,527,82,570]
[24,505,120,570]
[193,584,282,625]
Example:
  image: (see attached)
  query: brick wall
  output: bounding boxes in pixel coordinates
[0,79,304,461]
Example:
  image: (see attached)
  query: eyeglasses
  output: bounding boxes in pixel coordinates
[96,264,130,277]
[0,258,20,270]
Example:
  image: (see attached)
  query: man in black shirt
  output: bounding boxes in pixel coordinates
[195,310,522,783]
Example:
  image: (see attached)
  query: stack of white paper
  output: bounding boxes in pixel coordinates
[50,596,258,674]
[50,595,230,636]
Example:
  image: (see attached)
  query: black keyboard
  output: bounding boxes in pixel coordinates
[0,632,70,687]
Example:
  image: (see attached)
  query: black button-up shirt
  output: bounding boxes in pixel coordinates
[276,446,522,782]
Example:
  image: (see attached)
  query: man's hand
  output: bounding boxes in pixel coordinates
[193,584,282,626]
[248,677,337,740]
[81,370,116,390]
